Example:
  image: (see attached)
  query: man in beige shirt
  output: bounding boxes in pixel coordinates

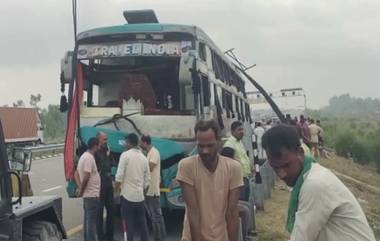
[177,120,243,241]
[262,125,376,241]
[140,135,166,241]
[77,137,101,241]
[308,119,323,158]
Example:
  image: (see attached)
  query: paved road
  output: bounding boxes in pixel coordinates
[28,156,183,240]
[29,156,83,231]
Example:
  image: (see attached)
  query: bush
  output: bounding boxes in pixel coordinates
[367,134,380,172]
[333,131,370,165]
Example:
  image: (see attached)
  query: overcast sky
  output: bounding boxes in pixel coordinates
[0,0,379,109]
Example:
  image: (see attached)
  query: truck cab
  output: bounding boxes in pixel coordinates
[0,120,66,241]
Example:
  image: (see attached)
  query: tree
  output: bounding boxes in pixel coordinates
[29,94,42,111]
[40,105,66,142]
[13,100,25,107]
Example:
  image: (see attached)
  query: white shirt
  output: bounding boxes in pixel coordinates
[146,147,161,196]
[253,126,266,159]
[77,151,100,198]
[290,163,376,241]
[115,148,150,202]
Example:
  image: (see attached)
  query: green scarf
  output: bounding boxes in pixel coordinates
[286,155,315,233]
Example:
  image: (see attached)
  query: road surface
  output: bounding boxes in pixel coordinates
[28,156,183,240]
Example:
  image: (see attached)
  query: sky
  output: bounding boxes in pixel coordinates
[0,0,379,109]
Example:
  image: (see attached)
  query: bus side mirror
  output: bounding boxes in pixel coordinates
[10,148,32,172]
[60,51,74,83]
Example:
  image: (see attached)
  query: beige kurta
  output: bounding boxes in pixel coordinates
[176,155,243,241]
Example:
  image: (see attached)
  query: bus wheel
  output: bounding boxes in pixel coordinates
[23,221,62,241]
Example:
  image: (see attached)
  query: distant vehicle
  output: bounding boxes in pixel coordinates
[0,120,66,241]
[60,9,255,209]
[0,107,44,146]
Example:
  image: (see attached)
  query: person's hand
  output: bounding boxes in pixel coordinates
[75,188,82,197]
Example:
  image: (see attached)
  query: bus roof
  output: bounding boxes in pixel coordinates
[77,23,225,60]
[77,22,247,92]
[77,23,198,41]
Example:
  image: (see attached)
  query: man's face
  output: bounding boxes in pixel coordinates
[126,141,133,150]
[266,147,304,187]
[98,133,108,148]
[91,142,100,152]
[196,129,219,166]
[140,141,148,151]
[232,126,244,140]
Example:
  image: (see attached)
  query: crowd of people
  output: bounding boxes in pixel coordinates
[255,114,325,159]
[178,119,375,241]
[75,132,166,241]
[74,117,376,241]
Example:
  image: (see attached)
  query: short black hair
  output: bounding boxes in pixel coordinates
[141,135,151,145]
[87,137,99,150]
[221,147,235,159]
[231,121,243,131]
[194,119,219,139]
[262,124,301,157]
[126,133,139,146]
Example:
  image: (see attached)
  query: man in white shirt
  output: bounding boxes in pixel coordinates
[115,133,151,241]
[262,125,376,241]
[253,122,266,161]
[140,135,167,241]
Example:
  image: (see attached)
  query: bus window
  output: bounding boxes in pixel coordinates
[221,89,229,118]
[84,57,185,114]
[245,103,252,123]
[199,42,207,62]
[235,96,241,120]
[226,91,234,118]
[202,76,210,107]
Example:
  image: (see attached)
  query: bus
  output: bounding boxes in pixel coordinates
[60,10,255,209]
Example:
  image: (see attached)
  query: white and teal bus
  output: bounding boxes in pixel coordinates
[61,10,255,209]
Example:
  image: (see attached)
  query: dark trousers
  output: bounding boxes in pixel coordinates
[240,177,251,202]
[97,180,115,241]
[120,197,149,241]
[145,196,167,241]
[83,197,99,241]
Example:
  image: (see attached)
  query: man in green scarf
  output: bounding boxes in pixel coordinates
[262,125,375,241]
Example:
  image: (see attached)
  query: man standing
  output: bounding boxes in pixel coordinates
[262,125,376,241]
[177,120,243,241]
[95,132,115,241]
[308,119,323,158]
[140,135,167,241]
[77,137,101,241]
[115,133,150,241]
[253,122,266,161]
[224,121,251,201]
[297,115,311,148]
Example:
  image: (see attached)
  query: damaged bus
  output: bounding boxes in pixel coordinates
[60,10,254,209]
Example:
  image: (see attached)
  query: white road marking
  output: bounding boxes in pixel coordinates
[42,185,63,193]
